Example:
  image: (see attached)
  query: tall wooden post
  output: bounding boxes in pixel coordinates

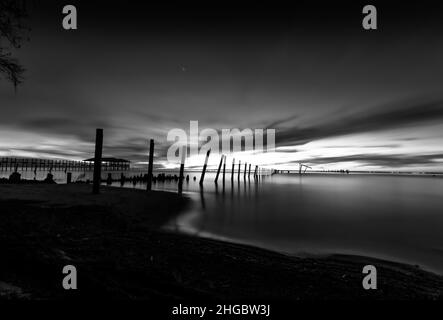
[199,149,211,186]
[147,139,154,191]
[248,163,251,179]
[215,155,224,183]
[178,146,186,194]
[222,155,226,184]
[244,162,247,179]
[254,165,258,179]
[231,158,235,182]
[92,128,103,194]
[237,160,241,180]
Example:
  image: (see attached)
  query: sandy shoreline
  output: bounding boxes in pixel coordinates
[1,184,442,300]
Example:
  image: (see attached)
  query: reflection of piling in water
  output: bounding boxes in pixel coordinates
[231,158,235,182]
[199,149,211,186]
[215,154,224,183]
[147,139,154,191]
[178,146,186,194]
[92,128,103,194]
[199,187,206,209]
[237,160,241,180]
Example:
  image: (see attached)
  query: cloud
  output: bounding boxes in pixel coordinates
[297,153,443,168]
[274,98,443,147]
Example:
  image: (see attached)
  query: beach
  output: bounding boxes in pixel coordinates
[1,183,442,300]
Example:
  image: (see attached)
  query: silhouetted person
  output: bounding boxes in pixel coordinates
[9,171,21,183]
[44,172,55,184]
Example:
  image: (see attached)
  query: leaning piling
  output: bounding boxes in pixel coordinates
[199,149,211,186]
[215,154,224,183]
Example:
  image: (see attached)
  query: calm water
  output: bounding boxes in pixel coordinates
[154,173,443,274]
[3,169,443,274]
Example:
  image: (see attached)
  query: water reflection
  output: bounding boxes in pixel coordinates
[156,173,443,274]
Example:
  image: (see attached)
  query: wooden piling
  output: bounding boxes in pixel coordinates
[178,146,186,193]
[199,149,211,186]
[222,155,226,184]
[237,160,241,180]
[254,165,258,179]
[248,163,251,178]
[92,128,103,194]
[231,158,235,182]
[147,139,154,191]
[67,172,72,184]
[244,162,247,179]
[214,154,224,183]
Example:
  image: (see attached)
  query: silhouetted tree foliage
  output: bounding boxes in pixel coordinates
[0,0,29,88]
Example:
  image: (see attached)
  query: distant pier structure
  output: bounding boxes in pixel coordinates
[0,157,130,172]
[83,157,130,171]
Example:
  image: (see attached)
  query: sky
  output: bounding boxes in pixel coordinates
[1,1,443,172]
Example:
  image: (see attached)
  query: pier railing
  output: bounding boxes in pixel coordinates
[0,157,130,172]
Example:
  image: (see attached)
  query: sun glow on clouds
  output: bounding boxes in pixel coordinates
[2,121,443,173]
[159,122,443,172]
[0,129,93,160]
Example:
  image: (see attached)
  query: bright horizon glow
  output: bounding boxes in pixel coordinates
[2,120,443,172]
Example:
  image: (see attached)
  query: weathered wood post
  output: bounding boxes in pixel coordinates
[222,155,226,184]
[214,154,224,183]
[67,172,72,184]
[254,165,258,180]
[248,163,251,178]
[231,158,235,182]
[244,162,247,180]
[178,145,186,194]
[92,128,103,194]
[199,149,211,186]
[237,160,241,180]
[147,139,155,191]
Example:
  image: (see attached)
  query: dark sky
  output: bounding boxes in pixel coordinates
[1,1,443,171]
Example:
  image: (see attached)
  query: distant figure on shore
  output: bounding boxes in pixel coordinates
[44,173,55,184]
[9,171,21,183]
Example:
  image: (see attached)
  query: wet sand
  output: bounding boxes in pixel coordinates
[0,184,442,300]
